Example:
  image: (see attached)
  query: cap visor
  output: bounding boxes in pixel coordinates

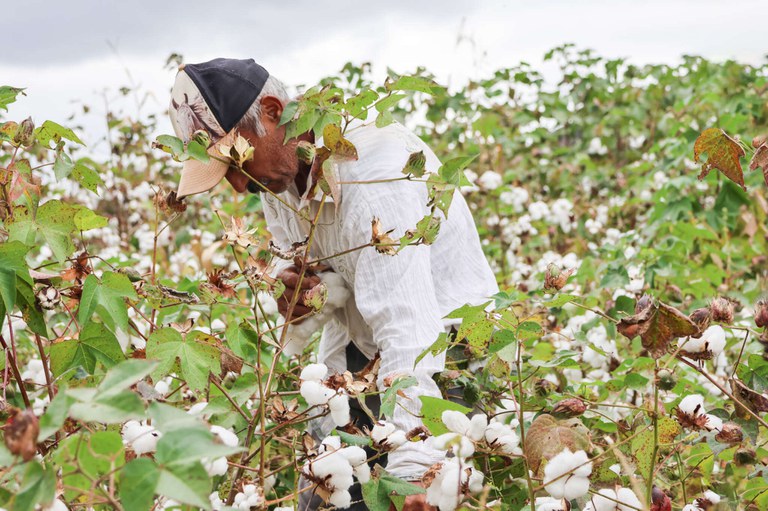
[177,157,229,198]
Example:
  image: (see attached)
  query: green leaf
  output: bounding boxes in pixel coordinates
[414,332,451,367]
[419,396,471,436]
[10,462,56,511]
[543,294,578,308]
[380,375,418,418]
[98,359,158,399]
[186,139,210,162]
[120,458,160,511]
[53,151,75,181]
[50,321,125,377]
[78,272,138,333]
[156,428,242,467]
[34,120,84,147]
[38,392,75,441]
[0,268,16,315]
[362,479,390,511]
[337,430,372,447]
[146,328,221,391]
[16,278,47,336]
[72,162,103,194]
[0,86,25,112]
[374,93,406,113]
[386,76,445,95]
[155,134,185,158]
[8,199,79,262]
[73,207,108,231]
[148,401,205,433]
[156,464,212,509]
[68,388,145,423]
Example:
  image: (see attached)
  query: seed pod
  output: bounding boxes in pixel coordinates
[295,140,316,164]
[543,263,574,291]
[715,422,744,443]
[534,378,558,396]
[551,398,587,417]
[36,286,60,310]
[13,117,35,146]
[755,298,768,329]
[191,129,210,148]
[709,297,734,325]
[688,307,711,337]
[734,447,757,466]
[4,408,39,461]
[656,369,677,391]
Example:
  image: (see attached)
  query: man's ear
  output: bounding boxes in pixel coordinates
[260,96,283,124]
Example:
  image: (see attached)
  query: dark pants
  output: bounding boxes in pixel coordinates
[299,343,385,511]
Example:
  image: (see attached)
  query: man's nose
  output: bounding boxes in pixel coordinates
[224,168,248,193]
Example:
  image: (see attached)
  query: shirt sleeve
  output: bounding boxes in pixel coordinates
[344,181,447,479]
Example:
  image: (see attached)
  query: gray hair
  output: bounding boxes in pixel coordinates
[234,75,291,137]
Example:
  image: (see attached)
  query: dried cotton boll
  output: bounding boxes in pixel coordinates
[543,448,592,500]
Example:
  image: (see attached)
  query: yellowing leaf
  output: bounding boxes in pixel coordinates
[322,124,358,162]
[693,128,746,190]
[524,414,591,475]
[749,142,768,188]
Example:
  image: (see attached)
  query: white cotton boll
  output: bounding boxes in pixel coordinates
[42,499,69,511]
[340,446,367,467]
[328,392,351,426]
[387,430,407,449]
[300,380,335,406]
[209,492,224,511]
[466,414,488,442]
[467,468,484,493]
[321,435,342,452]
[245,493,263,508]
[702,490,721,504]
[301,363,328,382]
[274,507,294,511]
[281,316,324,357]
[704,414,723,432]
[210,425,239,447]
[682,505,699,511]
[32,396,50,417]
[329,489,352,509]
[616,487,643,511]
[122,420,161,455]
[320,272,351,309]
[371,421,396,442]
[188,401,208,415]
[154,379,170,396]
[353,462,371,484]
[433,433,475,459]
[477,170,503,190]
[205,456,229,476]
[535,497,568,511]
[442,410,471,435]
[700,325,727,355]
[678,394,705,415]
[584,489,618,511]
[529,201,550,221]
[543,448,592,500]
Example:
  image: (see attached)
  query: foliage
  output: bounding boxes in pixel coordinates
[1,45,767,511]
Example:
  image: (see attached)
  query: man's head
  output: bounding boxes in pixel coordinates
[169,58,301,197]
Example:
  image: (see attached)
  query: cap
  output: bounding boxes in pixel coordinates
[169,58,270,197]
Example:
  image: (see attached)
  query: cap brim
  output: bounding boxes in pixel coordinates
[176,135,234,198]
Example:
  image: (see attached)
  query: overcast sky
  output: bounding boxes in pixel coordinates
[3,0,766,156]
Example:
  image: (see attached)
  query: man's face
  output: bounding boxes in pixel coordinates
[223,96,300,195]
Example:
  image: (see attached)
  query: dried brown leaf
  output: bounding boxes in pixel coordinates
[371,218,397,256]
[617,297,700,358]
[694,128,746,190]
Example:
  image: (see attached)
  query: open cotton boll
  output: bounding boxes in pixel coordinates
[329,489,352,509]
[584,487,642,511]
[320,272,352,309]
[281,316,324,357]
[477,170,503,190]
[485,422,521,454]
[42,499,69,511]
[204,456,229,476]
[535,497,569,511]
[678,394,705,415]
[301,363,328,382]
[432,433,475,459]
[543,448,592,500]
[210,425,239,447]
[702,490,721,504]
[615,488,643,511]
[328,392,351,426]
[300,380,336,406]
[466,414,488,442]
[704,414,723,432]
[121,420,161,455]
[442,410,471,435]
[371,421,407,450]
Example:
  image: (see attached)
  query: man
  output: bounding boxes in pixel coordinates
[169,58,498,510]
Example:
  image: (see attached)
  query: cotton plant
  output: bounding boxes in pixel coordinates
[681,490,721,511]
[203,425,240,476]
[299,363,351,427]
[302,436,370,509]
[681,325,727,359]
[231,483,265,510]
[583,487,643,511]
[542,448,593,500]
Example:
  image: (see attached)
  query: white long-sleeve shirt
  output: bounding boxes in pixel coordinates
[262,120,498,479]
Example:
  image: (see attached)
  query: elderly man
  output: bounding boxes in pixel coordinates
[169,58,498,510]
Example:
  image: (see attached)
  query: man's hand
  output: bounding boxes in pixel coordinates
[389,482,436,511]
[276,265,322,322]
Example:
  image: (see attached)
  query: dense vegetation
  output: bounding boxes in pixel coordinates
[1,45,767,511]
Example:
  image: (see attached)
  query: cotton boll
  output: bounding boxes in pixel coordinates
[371,421,396,442]
[329,489,352,509]
[328,392,351,426]
[42,499,69,511]
[122,420,161,455]
[210,425,239,447]
[704,414,723,432]
[340,446,367,467]
[353,462,371,484]
[188,401,209,415]
[432,433,475,458]
[477,170,503,190]
[466,414,488,442]
[584,489,618,511]
[467,468,484,493]
[678,394,705,415]
[281,317,324,357]
[699,325,727,356]
[543,448,592,500]
[442,410,471,435]
[535,497,569,511]
[320,272,351,309]
[702,490,721,504]
[387,430,407,449]
[616,487,643,511]
[301,363,328,382]
[154,379,171,396]
[321,435,342,452]
[209,492,224,511]
[204,456,229,476]
[300,380,335,406]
